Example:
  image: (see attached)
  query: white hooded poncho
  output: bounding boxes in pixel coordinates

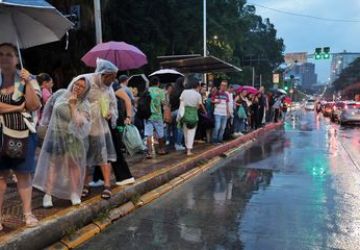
[33,75,92,200]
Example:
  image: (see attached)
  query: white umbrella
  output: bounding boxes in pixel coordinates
[149,69,184,83]
[0,0,73,67]
[277,88,287,95]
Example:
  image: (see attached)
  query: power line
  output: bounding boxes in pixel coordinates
[248,2,360,23]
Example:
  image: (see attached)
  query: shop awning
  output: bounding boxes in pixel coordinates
[158,55,242,74]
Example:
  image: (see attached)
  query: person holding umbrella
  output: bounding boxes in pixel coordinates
[144,76,168,158]
[0,43,42,229]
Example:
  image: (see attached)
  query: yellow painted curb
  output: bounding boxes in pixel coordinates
[179,167,202,181]
[139,190,160,205]
[167,177,185,189]
[60,223,100,249]
[200,157,222,172]
[93,217,112,231]
[152,183,173,196]
[108,201,135,221]
[44,241,69,250]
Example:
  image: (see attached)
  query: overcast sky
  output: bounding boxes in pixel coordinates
[251,0,360,82]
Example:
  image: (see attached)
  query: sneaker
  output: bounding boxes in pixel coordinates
[175,144,186,151]
[70,193,81,206]
[88,180,104,187]
[116,177,135,186]
[43,194,53,208]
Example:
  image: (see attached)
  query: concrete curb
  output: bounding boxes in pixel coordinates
[0,122,282,250]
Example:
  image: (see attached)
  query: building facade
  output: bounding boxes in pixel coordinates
[287,62,317,90]
[330,52,360,83]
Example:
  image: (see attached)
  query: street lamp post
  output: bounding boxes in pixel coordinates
[94,0,103,44]
[203,0,206,57]
[203,0,207,84]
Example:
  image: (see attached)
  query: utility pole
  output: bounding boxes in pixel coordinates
[203,0,207,57]
[252,67,255,87]
[94,0,102,44]
[203,0,207,84]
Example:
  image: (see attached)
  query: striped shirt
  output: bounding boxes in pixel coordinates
[212,91,229,116]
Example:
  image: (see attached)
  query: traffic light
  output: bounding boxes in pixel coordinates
[315,48,322,60]
[314,47,330,60]
[323,47,330,59]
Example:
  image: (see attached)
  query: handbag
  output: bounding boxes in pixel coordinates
[0,115,29,160]
[237,105,247,119]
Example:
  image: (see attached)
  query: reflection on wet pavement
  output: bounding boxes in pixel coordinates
[79,110,360,250]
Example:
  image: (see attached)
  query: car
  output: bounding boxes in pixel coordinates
[331,101,345,123]
[305,99,315,111]
[290,102,301,111]
[322,102,335,117]
[339,102,360,125]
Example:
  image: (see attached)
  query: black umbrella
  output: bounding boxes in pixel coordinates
[128,74,149,94]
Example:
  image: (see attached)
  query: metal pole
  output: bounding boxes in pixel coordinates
[203,0,207,84]
[203,0,206,57]
[252,67,255,87]
[94,0,103,44]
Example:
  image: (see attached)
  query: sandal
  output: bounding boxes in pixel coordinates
[146,152,153,159]
[81,185,91,198]
[24,213,39,228]
[101,186,112,200]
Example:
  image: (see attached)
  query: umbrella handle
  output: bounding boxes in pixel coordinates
[16,40,24,69]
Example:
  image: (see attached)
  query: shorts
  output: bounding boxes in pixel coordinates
[144,120,164,138]
[0,133,37,174]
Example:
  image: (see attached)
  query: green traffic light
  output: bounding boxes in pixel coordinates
[315,54,322,60]
[323,53,330,59]
[284,86,289,91]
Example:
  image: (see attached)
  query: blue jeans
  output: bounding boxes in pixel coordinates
[212,115,228,142]
[233,116,246,133]
[169,110,184,145]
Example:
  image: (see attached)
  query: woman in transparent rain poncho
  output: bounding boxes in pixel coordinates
[33,76,92,207]
[81,58,118,200]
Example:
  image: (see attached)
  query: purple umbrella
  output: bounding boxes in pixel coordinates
[236,85,258,95]
[81,41,148,70]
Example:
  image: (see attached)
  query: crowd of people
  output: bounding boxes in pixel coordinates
[0,42,289,230]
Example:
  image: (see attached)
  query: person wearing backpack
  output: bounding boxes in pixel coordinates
[143,76,167,159]
[178,78,206,156]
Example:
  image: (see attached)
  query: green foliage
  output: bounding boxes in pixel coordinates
[22,0,284,89]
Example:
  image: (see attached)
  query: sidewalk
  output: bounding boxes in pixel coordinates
[0,123,282,250]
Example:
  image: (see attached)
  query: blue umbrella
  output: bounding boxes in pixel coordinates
[0,0,73,67]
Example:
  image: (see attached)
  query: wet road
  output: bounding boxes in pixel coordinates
[79,111,360,250]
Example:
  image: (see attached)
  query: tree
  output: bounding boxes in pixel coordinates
[21,0,284,89]
[332,57,360,92]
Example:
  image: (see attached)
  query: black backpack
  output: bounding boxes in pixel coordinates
[137,90,152,120]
